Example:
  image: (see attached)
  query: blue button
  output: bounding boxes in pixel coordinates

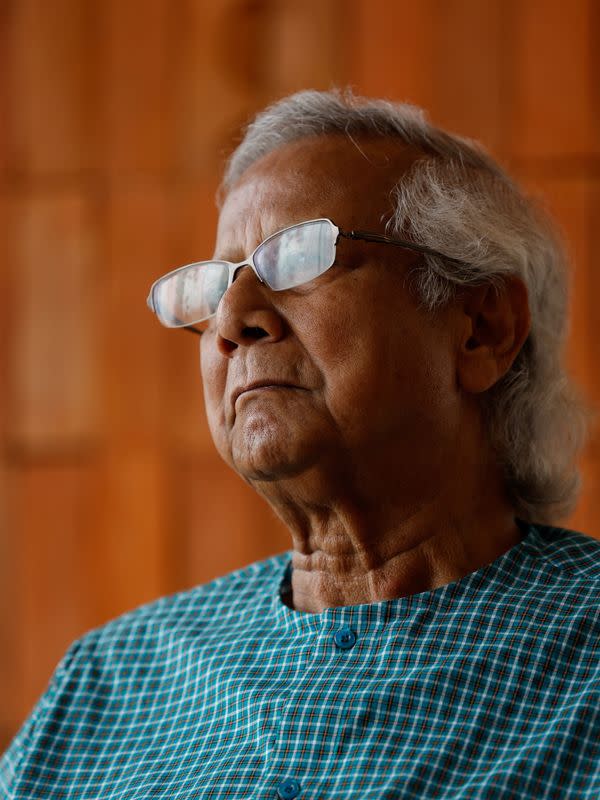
[334,625,356,650]
[276,778,301,799]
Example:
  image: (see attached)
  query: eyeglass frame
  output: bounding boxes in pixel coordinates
[146,217,470,336]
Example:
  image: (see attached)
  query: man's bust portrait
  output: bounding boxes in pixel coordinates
[1,89,599,799]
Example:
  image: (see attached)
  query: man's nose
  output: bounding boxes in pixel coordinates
[214,265,285,356]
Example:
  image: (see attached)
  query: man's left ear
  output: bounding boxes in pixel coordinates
[456,275,531,394]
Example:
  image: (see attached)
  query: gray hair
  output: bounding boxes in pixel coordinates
[221,88,594,524]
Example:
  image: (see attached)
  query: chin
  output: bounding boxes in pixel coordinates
[220,408,302,473]
[230,446,311,483]
[227,427,321,483]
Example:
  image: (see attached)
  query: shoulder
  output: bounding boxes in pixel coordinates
[6,550,293,701]
[0,553,291,793]
[527,522,600,582]
[78,549,291,657]
[3,551,291,760]
[516,522,600,622]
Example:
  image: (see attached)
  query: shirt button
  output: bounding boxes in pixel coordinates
[334,625,356,650]
[276,778,302,799]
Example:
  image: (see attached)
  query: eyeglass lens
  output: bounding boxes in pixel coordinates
[154,261,229,327]
[254,219,336,290]
[154,218,337,328]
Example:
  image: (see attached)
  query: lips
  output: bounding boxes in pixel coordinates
[232,381,300,407]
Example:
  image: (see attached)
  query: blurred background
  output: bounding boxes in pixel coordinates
[1,0,599,749]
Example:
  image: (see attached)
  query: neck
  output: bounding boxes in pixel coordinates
[252,450,523,614]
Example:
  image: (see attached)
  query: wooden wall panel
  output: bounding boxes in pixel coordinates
[0,6,10,175]
[12,463,97,718]
[170,0,253,175]
[427,0,507,151]
[0,191,11,438]
[102,0,170,173]
[9,189,99,452]
[590,182,600,403]
[173,453,288,590]
[0,193,12,744]
[509,0,598,160]
[170,0,348,176]
[353,1,436,110]
[353,0,509,150]
[6,0,99,173]
[262,0,348,95]
[88,448,168,622]
[102,183,166,445]
[0,463,18,747]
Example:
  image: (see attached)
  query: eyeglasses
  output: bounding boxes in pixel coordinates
[146,217,467,334]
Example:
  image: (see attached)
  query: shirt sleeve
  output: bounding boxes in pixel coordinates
[0,639,83,798]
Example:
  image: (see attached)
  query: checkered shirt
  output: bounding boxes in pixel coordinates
[1,519,599,799]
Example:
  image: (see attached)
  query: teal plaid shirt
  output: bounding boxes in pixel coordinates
[1,519,599,799]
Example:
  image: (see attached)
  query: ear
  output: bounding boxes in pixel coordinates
[456,276,531,394]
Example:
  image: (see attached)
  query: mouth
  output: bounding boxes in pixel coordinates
[232,381,301,407]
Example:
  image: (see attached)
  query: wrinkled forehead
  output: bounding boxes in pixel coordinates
[215,134,423,257]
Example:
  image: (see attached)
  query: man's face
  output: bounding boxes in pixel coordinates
[200,134,464,499]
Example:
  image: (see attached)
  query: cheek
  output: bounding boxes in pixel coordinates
[199,337,228,443]
[304,298,456,439]
[295,311,385,433]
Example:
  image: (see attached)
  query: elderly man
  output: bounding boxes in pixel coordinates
[2,90,599,799]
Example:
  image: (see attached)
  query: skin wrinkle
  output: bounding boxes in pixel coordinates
[200,133,531,614]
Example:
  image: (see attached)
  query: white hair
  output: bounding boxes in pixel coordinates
[221,89,594,524]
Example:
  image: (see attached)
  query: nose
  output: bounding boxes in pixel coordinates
[214,265,285,356]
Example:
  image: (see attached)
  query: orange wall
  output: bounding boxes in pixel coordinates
[1,0,599,748]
